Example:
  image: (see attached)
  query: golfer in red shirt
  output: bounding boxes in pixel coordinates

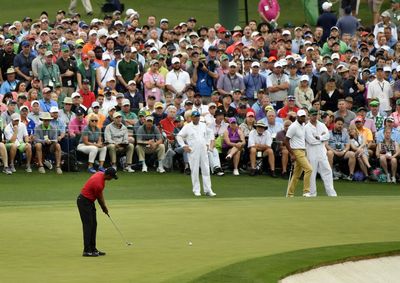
[77,167,118,257]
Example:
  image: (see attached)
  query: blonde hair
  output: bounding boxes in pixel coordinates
[86,113,98,123]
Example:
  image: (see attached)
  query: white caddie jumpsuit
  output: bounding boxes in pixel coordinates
[176,122,213,194]
[304,121,337,197]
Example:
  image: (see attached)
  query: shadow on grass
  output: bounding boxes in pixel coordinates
[188,241,400,283]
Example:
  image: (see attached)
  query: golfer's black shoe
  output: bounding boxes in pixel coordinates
[94,250,106,256]
[82,252,98,257]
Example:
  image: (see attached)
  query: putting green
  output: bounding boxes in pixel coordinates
[0,173,400,282]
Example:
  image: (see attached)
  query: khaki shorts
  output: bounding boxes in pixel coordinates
[368,0,384,12]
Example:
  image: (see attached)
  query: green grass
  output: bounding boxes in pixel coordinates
[1,172,400,282]
[0,0,392,29]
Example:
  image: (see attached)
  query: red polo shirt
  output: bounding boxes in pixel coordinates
[80,172,105,202]
[278,105,299,119]
[79,89,96,109]
[160,116,176,141]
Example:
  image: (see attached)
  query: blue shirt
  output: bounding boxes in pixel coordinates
[376,128,400,143]
[0,79,19,94]
[39,99,58,113]
[244,74,267,99]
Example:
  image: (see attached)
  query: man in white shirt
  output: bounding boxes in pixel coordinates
[248,121,275,177]
[304,109,337,197]
[284,109,313,197]
[176,111,216,197]
[165,57,191,98]
[367,66,393,116]
[267,61,290,109]
[4,113,32,172]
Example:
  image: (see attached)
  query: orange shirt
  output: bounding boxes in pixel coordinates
[82,42,96,55]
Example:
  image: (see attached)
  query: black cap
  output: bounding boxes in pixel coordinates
[75,107,85,116]
[214,109,224,116]
[208,45,218,51]
[104,167,118,179]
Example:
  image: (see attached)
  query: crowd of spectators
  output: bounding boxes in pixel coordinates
[1,1,400,183]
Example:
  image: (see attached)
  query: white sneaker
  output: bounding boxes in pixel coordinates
[10,165,16,173]
[387,174,391,183]
[205,191,216,197]
[303,192,312,197]
[112,165,117,171]
[233,169,239,176]
[157,167,166,173]
[56,167,63,174]
[124,166,135,173]
[38,166,46,174]
[392,176,397,183]
[26,166,32,173]
[44,160,53,170]
[194,192,201,197]
[142,164,148,172]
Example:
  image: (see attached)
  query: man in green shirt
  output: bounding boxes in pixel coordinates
[119,99,138,143]
[38,51,62,89]
[116,46,140,92]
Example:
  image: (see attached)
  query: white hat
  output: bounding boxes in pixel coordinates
[39,30,48,36]
[297,109,307,116]
[381,45,390,51]
[208,102,217,107]
[383,66,392,72]
[320,67,327,72]
[90,18,100,25]
[130,46,137,52]
[251,61,260,68]
[91,101,100,108]
[50,106,59,113]
[381,11,391,18]
[300,75,309,82]
[106,77,116,82]
[189,31,199,38]
[11,113,20,121]
[229,61,237,68]
[97,28,108,38]
[160,18,168,24]
[285,55,294,60]
[127,80,136,85]
[9,25,17,30]
[274,61,282,68]
[179,38,189,44]
[396,65,400,73]
[331,53,340,60]
[88,30,97,36]
[102,53,111,61]
[149,47,159,53]
[126,8,135,16]
[251,31,260,37]
[280,59,287,66]
[171,57,180,64]
[282,30,291,36]
[306,47,314,52]
[322,1,333,10]
[304,40,312,45]
[71,92,81,99]
[122,98,131,106]
[20,105,29,112]
[31,100,39,106]
[114,20,123,26]
[108,105,116,112]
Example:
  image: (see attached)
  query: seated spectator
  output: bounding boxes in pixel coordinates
[348,124,373,180]
[327,117,356,181]
[0,131,12,173]
[350,107,377,134]
[34,112,62,174]
[160,106,177,143]
[102,87,118,113]
[1,99,17,125]
[28,100,41,125]
[294,75,314,109]
[104,112,135,172]
[71,92,88,115]
[389,99,400,128]
[135,115,166,173]
[152,102,167,126]
[119,99,138,142]
[239,111,256,139]
[248,121,275,177]
[89,101,106,129]
[223,117,245,176]
[77,113,107,173]
[123,80,144,112]
[334,99,356,128]
[354,115,374,155]
[172,115,190,174]
[366,99,385,131]
[276,119,292,177]
[59,97,76,128]
[261,110,284,137]
[277,96,299,119]
[376,127,399,183]
[39,87,58,112]
[376,117,400,143]
[68,107,87,141]
[78,79,96,109]
[142,94,157,113]
[4,113,32,173]
[234,102,248,125]
[19,105,36,141]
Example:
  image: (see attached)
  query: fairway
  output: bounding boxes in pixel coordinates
[1,172,400,282]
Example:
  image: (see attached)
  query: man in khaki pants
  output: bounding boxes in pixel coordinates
[284,109,313,197]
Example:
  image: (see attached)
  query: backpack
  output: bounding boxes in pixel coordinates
[61,152,79,172]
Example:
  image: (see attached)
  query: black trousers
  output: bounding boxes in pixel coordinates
[77,194,97,252]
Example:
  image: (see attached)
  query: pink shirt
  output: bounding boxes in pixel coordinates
[68,117,87,136]
[390,111,400,128]
[350,117,377,133]
[143,71,164,102]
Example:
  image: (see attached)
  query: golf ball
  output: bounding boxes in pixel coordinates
[189,241,192,246]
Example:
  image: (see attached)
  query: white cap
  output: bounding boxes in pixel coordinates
[31,100,39,106]
[396,65,400,72]
[251,61,260,68]
[189,31,199,38]
[11,113,20,121]
[89,30,97,36]
[39,30,48,36]
[304,40,312,45]
[126,8,135,16]
[108,105,116,112]
[331,53,340,60]
[20,105,29,112]
[149,47,159,53]
[106,77,116,82]
[91,101,100,108]
[122,98,130,106]
[280,59,287,66]
[71,92,81,99]
[381,45,390,51]
[251,31,260,37]
[285,55,294,60]
[274,61,282,68]
[102,53,111,61]
[171,57,180,64]
[300,75,309,82]
[50,106,59,113]
[320,67,327,72]
[160,18,168,24]
[130,46,137,52]
[114,20,123,26]
[282,30,291,36]
[306,47,314,52]
[127,80,136,85]
[97,28,108,38]
[208,102,217,107]
[9,25,16,30]
[322,1,333,10]
[383,66,392,72]
[179,38,189,44]
[229,61,237,68]
[297,109,307,116]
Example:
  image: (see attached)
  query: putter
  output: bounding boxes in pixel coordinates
[285,162,295,197]
[107,214,133,246]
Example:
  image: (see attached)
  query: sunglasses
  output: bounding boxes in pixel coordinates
[91,120,98,122]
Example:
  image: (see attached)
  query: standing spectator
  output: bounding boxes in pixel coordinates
[79,79,96,109]
[56,45,77,96]
[14,41,35,82]
[96,53,115,90]
[191,54,218,100]
[267,62,289,109]
[116,47,140,93]
[320,78,342,112]
[0,68,19,95]
[305,109,337,197]
[77,54,96,91]
[39,87,58,113]
[4,113,32,173]
[68,0,93,15]
[223,117,246,176]
[176,110,217,196]
[32,43,46,78]
[104,112,135,172]
[217,62,245,96]
[135,115,166,173]
[39,51,62,89]
[34,112,62,174]
[143,60,165,102]
[0,39,16,83]
[294,75,314,109]
[244,61,267,102]
[367,66,393,116]
[336,6,359,36]
[284,110,313,197]
[317,2,338,42]
[165,57,191,97]
[376,127,399,183]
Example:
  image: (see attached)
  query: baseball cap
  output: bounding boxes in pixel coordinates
[102,53,111,61]
[171,57,180,64]
[191,110,200,117]
[155,102,164,109]
[309,108,318,115]
[104,167,118,179]
[113,112,122,119]
[11,113,20,121]
[45,50,53,57]
[145,115,154,121]
[228,117,237,124]
[91,101,100,108]
[20,105,29,112]
[251,61,260,68]
[369,100,380,107]
[300,75,309,82]
[255,121,267,128]
[229,61,237,68]
[246,111,255,118]
[50,106,59,113]
[287,95,295,101]
[396,99,400,105]
[355,116,364,122]
[71,92,81,99]
[127,80,136,85]
[122,99,130,106]
[265,105,274,112]
[116,93,124,99]
[297,109,307,117]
